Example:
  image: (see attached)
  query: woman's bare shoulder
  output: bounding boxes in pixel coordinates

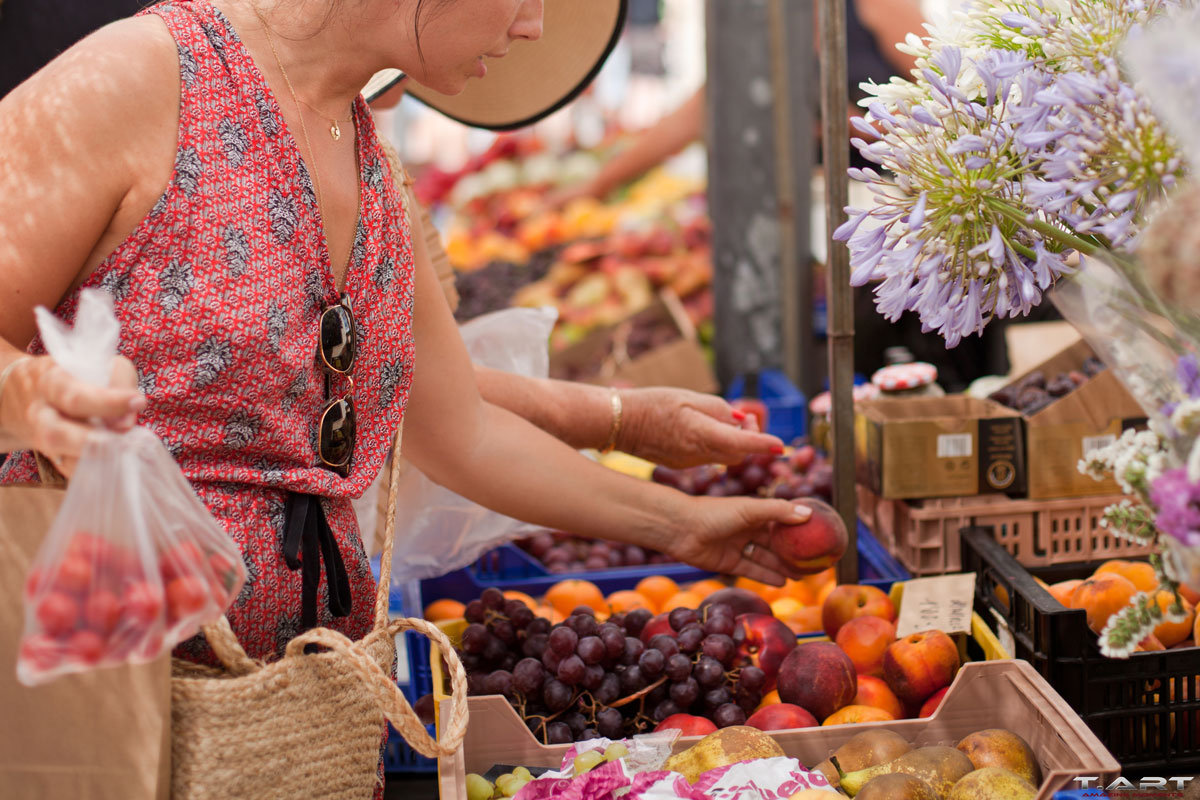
[5,16,181,135]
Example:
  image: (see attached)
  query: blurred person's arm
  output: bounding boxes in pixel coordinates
[552,86,705,206]
[853,0,924,76]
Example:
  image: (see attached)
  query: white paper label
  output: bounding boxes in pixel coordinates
[896,573,977,638]
[1082,434,1117,456]
[937,433,973,458]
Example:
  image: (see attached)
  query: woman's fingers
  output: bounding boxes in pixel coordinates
[689,413,783,464]
[29,402,92,477]
[38,361,145,422]
[729,556,789,587]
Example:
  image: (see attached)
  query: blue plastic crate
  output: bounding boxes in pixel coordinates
[372,559,438,775]
[857,519,908,588]
[725,369,808,443]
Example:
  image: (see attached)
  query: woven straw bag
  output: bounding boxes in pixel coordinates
[170,436,469,799]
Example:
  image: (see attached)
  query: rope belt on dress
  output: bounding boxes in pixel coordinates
[282,492,353,631]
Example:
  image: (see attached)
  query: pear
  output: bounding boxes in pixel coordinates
[947,767,1036,799]
[814,729,911,788]
[664,725,785,783]
[956,729,1041,785]
[839,746,974,798]
[857,773,940,800]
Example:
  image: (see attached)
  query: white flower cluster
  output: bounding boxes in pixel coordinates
[1078,426,1173,500]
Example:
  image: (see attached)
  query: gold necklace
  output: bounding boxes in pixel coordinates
[297,98,352,142]
[253,5,361,286]
[253,5,325,215]
[253,10,348,143]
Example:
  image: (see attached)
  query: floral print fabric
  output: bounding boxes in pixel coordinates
[0,0,417,664]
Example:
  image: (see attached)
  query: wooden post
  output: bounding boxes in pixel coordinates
[705,0,814,394]
[819,0,859,581]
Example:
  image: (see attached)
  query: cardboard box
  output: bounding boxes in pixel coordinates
[992,340,1147,499]
[855,396,1026,500]
[549,291,717,393]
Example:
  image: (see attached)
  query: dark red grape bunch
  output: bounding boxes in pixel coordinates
[454,593,770,744]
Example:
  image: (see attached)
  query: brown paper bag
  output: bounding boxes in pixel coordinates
[0,484,170,800]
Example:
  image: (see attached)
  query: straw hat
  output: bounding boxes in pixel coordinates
[362,0,627,130]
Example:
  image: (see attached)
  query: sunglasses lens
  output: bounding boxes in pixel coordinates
[320,397,356,469]
[320,305,356,373]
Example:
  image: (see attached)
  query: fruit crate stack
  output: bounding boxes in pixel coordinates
[962,526,1200,777]
[857,483,1152,577]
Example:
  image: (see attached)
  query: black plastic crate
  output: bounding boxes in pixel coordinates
[961,526,1200,777]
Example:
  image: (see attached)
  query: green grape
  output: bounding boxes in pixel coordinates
[495,773,529,797]
[465,773,494,800]
[573,749,605,775]
[603,742,629,762]
[512,766,534,782]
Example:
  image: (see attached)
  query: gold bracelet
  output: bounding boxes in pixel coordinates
[600,388,623,455]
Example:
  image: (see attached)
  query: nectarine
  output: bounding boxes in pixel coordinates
[654,713,718,736]
[777,642,857,721]
[745,703,819,732]
[770,498,848,574]
[854,675,904,720]
[822,584,895,639]
[882,630,961,706]
[823,704,895,725]
[836,615,897,677]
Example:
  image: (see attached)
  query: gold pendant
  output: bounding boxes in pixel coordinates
[331,120,341,142]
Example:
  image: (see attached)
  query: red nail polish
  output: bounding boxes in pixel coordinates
[769,444,785,455]
[731,409,747,421]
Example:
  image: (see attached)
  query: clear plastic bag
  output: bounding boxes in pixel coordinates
[388,306,557,583]
[18,290,245,685]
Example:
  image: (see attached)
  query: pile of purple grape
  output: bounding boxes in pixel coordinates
[515,531,675,573]
[453,588,765,744]
[651,446,832,502]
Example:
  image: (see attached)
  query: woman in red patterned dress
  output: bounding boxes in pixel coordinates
[0,0,814,667]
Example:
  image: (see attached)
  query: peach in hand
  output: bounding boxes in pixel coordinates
[769,498,848,574]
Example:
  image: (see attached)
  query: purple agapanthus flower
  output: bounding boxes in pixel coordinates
[837,45,1075,347]
[1178,354,1200,399]
[1151,468,1200,547]
[1017,56,1182,250]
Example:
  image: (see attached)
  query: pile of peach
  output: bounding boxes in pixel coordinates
[1042,559,1199,649]
[424,572,838,631]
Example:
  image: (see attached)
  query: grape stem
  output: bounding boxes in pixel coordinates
[608,675,669,708]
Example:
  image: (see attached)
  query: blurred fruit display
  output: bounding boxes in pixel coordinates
[413,130,715,352]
